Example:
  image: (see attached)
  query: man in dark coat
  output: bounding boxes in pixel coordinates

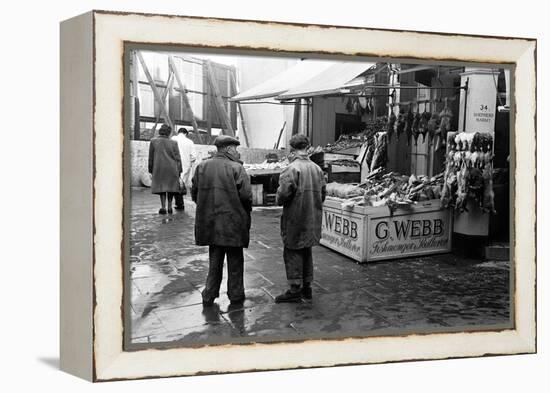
[191,135,252,306]
[275,134,326,303]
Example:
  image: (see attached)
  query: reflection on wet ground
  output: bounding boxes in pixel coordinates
[129,188,511,346]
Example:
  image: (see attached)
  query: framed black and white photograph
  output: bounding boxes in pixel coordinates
[60,10,536,381]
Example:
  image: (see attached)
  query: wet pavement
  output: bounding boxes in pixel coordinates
[128,188,511,347]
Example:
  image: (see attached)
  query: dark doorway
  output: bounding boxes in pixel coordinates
[335,113,363,140]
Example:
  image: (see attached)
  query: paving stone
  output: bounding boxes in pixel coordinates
[149,322,241,345]
[129,189,511,347]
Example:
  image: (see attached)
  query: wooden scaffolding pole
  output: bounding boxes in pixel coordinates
[274,121,286,149]
[204,60,235,136]
[168,56,199,134]
[229,69,250,147]
[150,70,174,135]
[136,51,174,132]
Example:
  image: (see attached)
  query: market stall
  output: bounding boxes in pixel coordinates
[320,170,452,263]
[245,161,287,206]
[232,62,508,261]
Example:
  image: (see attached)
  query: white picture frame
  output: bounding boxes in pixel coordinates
[60,10,536,381]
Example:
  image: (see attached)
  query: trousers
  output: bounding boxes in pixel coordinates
[283,247,313,286]
[202,245,245,302]
[174,193,185,208]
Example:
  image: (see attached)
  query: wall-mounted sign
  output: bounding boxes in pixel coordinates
[459,68,500,133]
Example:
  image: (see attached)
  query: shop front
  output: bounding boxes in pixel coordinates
[232,61,510,262]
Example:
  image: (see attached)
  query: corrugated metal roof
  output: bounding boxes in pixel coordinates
[230,60,336,102]
[276,62,376,100]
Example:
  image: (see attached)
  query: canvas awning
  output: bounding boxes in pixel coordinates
[230,60,336,102]
[276,61,376,100]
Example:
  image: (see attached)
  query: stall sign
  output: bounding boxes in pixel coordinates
[321,208,364,261]
[367,210,451,261]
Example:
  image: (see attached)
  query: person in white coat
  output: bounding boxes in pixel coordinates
[171,127,197,210]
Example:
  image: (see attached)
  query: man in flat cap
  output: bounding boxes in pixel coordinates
[191,135,252,306]
[275,134,326,303]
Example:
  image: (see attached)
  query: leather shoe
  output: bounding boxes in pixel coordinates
[302,285,312,300]
[202,299,215,307]
[275,290,302,303]
[230,297,245,306]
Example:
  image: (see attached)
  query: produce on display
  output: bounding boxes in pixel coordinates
[326,182,365,199]
[244,161,288,171]
[324,134,366,153]
[329,159,360,168]
[325,170,444,213]
[440,131,496,213]
[322,118,387,171]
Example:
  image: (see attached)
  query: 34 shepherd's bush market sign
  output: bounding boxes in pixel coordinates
[321,199,452,263]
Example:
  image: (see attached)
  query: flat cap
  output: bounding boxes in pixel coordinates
[289,133,310,150]
[214,135,240,148]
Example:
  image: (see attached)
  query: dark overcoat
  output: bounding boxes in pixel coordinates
[148,136,182,194]
[276,153,326,249]
[191,152,252,247]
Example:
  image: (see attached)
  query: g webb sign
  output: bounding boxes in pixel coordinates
[321,211,363,257]
[320,203,452,263]
[369,214,449,257]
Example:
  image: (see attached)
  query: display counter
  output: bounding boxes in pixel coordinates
[321,197,452,263]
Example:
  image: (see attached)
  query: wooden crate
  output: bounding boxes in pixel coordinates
[264,193,277,206]
[327,162,361,184]
[251,184,263,206]
[320,198,452,263]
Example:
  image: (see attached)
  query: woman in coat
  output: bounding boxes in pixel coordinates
[148,124,182,214]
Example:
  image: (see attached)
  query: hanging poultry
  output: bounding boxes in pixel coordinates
[435,102,453,151]
[427,112,440,146]
[394,108,406,141]
[404,106,415,146]
[370,132,388,172]
[454,164,470,212]
[386,110,396,142]
[412,112,422,145]
[482,164,497,214]
[419,110,431,143]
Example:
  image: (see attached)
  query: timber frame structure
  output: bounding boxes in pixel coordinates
[129,50,248,144]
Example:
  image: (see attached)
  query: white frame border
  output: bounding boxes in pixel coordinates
[91,11,536,381]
